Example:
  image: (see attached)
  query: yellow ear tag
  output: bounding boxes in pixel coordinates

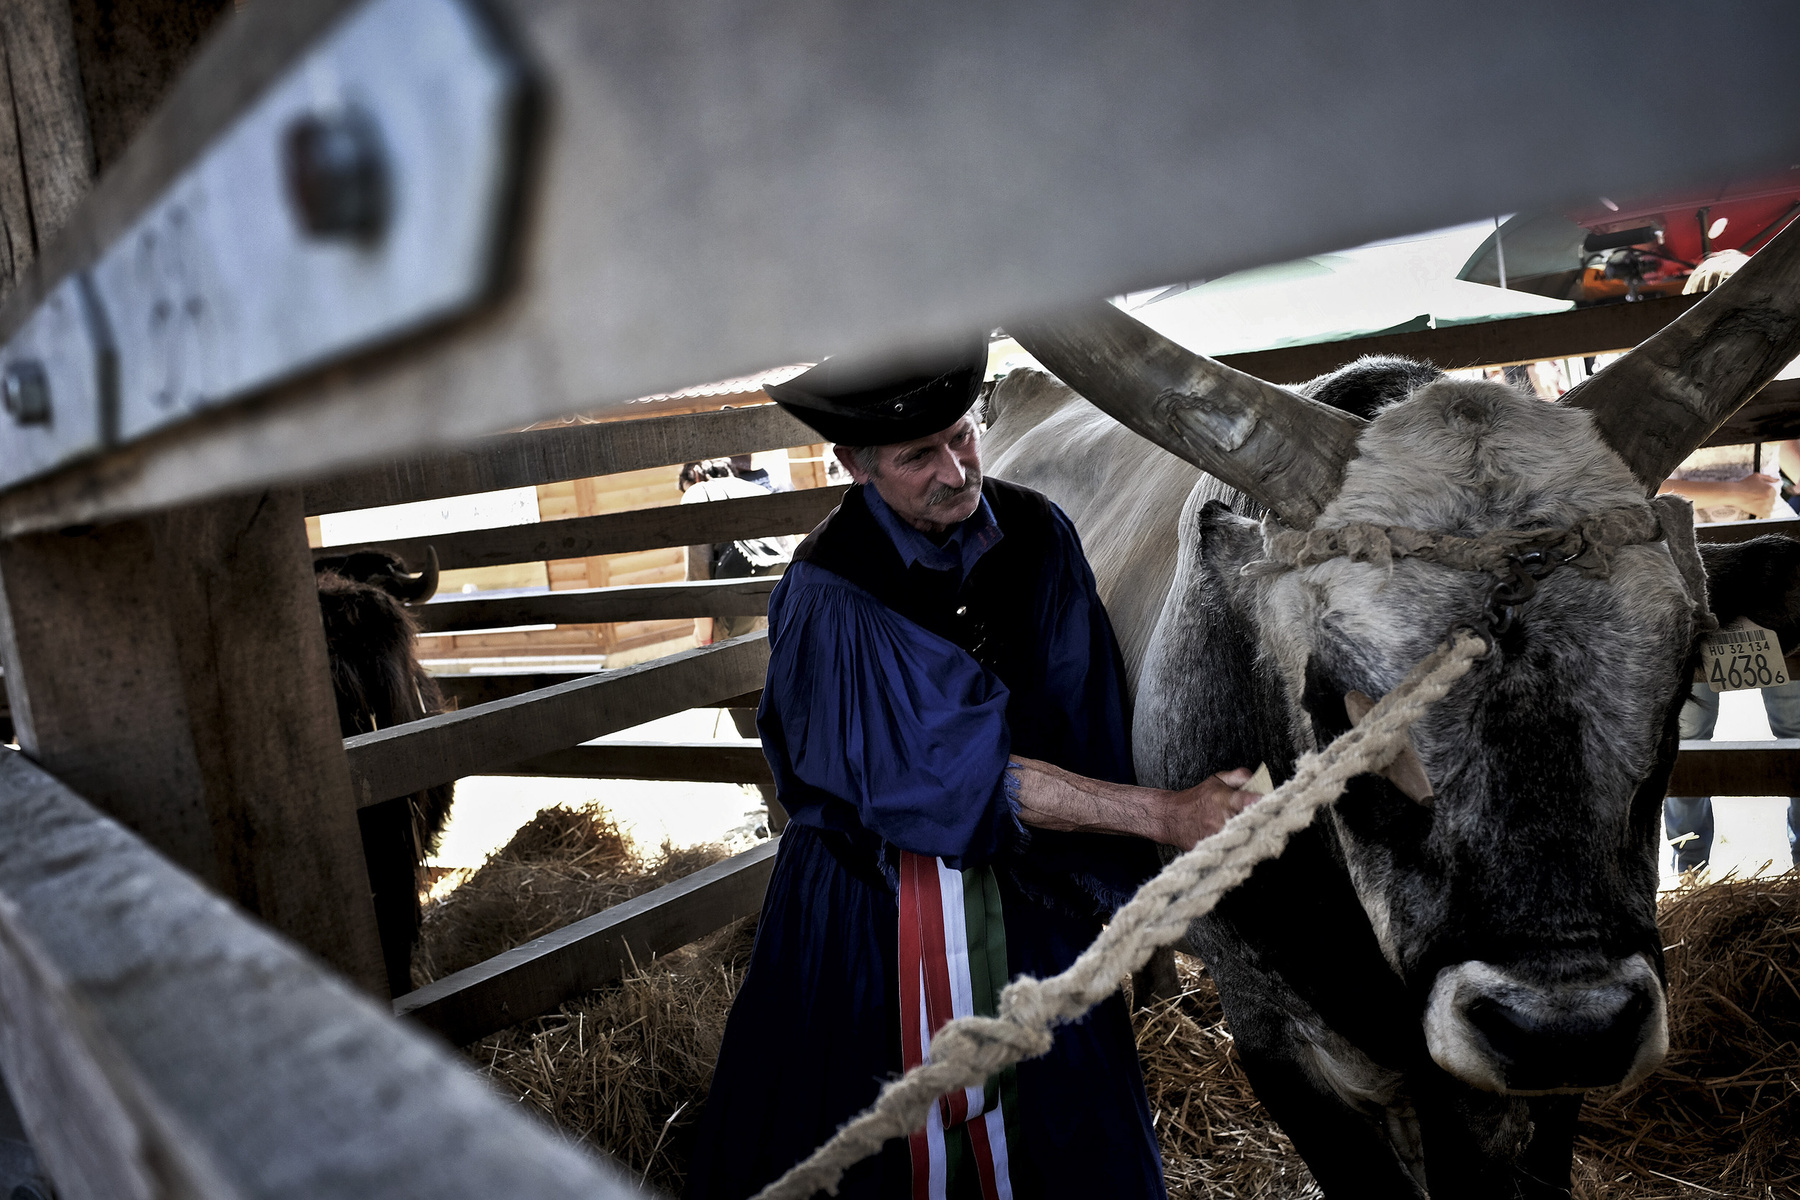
[1245,764,1274,796]
[1700,618,1790,693]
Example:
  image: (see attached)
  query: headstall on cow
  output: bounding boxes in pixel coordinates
[1244,494,1716,639]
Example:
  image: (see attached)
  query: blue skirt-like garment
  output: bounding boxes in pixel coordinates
[684,825,1164,1199]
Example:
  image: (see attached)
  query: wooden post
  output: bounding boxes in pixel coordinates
[0,491,388,994]
[0,0,94,292]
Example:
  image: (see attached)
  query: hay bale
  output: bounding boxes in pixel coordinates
[411,804,729,989]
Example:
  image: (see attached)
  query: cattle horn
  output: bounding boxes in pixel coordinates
[390,546,440,604]
[1009,301,1365,527]
[1559,214,1800,489]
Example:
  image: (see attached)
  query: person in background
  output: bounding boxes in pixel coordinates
[679,459,793,644]
[1658,441,1800,872]
[679,457,796,833]
[727,452,790,492]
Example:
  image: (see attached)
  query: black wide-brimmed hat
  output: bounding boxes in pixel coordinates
[763,335,987,445]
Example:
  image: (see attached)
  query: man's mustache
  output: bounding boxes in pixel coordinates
[925,470,982,508]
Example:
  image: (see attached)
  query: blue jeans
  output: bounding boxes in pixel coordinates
[1665,681,1800,871]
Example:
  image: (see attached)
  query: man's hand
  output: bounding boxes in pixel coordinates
[1159,768,1261,850]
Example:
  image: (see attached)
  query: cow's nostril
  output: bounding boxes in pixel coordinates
[1465,986,1653,1091]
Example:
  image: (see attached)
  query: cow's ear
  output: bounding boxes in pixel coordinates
[1701,534,1800,651]
[1196,499,1263,566]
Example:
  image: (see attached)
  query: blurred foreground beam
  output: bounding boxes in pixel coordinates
[0,747,638,1200]
[2,0,1798,535]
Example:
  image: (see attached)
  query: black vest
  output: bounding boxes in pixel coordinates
[792,478,1056,716]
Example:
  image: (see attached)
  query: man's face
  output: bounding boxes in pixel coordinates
[837,415,983,535]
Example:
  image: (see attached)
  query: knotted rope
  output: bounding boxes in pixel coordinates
[1244,503,1666,580]
[752,630,1489,1200]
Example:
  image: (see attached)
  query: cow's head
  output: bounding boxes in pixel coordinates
[313,546,441,604]
[1011,220,1800,1095]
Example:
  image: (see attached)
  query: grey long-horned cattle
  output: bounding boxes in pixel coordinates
[984,221,1800,1198]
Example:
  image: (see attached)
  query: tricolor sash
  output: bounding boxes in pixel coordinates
[899,851,1018,1200]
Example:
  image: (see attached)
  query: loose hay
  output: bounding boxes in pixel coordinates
[432,809,1797,1198]
[1132,956,1323,1199]
[1572,869,1800,1200]
[469,917,758,1196]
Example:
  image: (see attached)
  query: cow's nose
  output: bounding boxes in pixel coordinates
[1464,984,1653,1090]
[1425,955,1668,1093]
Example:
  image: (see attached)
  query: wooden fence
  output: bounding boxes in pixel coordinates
[0,0,1794,1196]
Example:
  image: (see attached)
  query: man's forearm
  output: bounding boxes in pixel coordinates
[1010,756,1259,850]
[1011,756,1169,841]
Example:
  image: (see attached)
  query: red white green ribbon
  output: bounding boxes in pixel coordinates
[899,851,1017,1200]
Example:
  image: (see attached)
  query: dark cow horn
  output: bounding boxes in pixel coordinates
[1559,215,1800,489]
[1010,301,1365,527]
[390,546,440,604]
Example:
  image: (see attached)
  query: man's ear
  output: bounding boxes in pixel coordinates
[835,445,871,484]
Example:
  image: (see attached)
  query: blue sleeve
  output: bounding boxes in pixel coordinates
[758,563,1027,868]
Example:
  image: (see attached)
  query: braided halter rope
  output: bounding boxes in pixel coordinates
[752,631,1489,1200]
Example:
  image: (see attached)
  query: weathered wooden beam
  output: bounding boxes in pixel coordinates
[397,837,777,1044]
[432,671,759,712]
[1699,377,1800,449]
[348,632,769,804]
[305,404,816,515]
[503,740,773,785]
[323,484,844,572]
[0,0,95,267]
[0,747,638,1200]
[0,490,387,994]
[414,575,776,633]
[2,0,1794,536]
[1669,739,1800,797]
[1216,296,1703,383]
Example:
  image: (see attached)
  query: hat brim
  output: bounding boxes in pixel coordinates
[762,337,986,446]
[768,393,979,446]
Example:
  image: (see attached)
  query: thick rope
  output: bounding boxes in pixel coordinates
[752,630,1489,1200]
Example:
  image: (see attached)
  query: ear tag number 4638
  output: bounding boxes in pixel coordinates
[1701,618,1790,693]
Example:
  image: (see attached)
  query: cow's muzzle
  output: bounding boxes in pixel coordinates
[1423,955,1667,1093]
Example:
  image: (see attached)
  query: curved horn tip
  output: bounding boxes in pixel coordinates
[394,546,440,604]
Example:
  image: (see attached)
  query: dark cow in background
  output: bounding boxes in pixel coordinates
[313,547,451,997]
[984,221,1800,1197]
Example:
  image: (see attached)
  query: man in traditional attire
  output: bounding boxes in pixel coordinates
[687,339,1257,1200]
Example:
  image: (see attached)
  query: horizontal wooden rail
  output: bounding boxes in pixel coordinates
[1669,739,1800,797]
[503,741,773,785]
[304,405,817,515]
[1700,378,1800,449]
[433,672,760,712]
[1217,296,1702,383]
[349,633,769,804]
[397,837,779,1044]
[414,575,777,633]
[0,748,636,1200]
[322,484,845,572]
